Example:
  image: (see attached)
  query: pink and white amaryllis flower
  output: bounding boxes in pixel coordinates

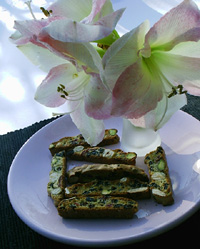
[10,0,124,145]
[99,0,200,130]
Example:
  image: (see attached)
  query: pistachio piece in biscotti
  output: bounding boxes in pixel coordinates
[144,146,174,206]
[49,129,120,155]
[67,163,149,184]
[47,151,66,206]
[66,146,137,165]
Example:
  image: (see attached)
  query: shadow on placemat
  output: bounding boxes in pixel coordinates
[182,94,200,121]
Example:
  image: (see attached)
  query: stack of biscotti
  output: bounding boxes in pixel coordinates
[47,129,142,218]
[144,146,174,206]
[63,161,151,218]
[48,130,174,219]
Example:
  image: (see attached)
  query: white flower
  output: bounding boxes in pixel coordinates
[10,0,124,145]
[98,0,200,129]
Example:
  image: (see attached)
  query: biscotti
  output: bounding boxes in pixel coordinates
[47,151,66,206]
[67,163,149,184]
[57,196,138,219]
[144,146,174,206]
[49,129,120,155]
[66,146,137,165]
[65,177,150,200]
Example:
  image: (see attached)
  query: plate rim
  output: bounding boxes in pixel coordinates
[7,110,200,247]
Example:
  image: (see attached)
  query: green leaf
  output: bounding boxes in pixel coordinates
[94,29,120,46]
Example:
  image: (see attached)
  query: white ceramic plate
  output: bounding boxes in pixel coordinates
[7,111,200,247]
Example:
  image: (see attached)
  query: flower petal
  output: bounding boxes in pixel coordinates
[49,0,92,21]
[35,63,89,107]
[111,58,163,119]
[84,73,112,119]
[144,0,200,51]
[10,30,27,45]
[38,34,102,73]
[167,40,200,58]
[17,43,67,72]
[82,0,113,24]
[129,93,187,129]
[102,20,149,89]
[69,99,105,146]
[11,16,63,46]
[152,50,200,96]
[39,8,124,43]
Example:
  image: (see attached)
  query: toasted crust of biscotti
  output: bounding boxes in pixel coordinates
[67,163,149,184]
[57,196,138,219]
[49,129,120,155]
[66,146,137,165]
[144,146,174,206]
[47,151,66,206]
[65,177,150,200]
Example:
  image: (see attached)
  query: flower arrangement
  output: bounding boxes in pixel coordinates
[11,0,200,147]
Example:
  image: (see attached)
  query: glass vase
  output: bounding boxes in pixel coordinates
[121,119,161,157]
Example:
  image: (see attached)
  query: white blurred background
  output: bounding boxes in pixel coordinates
[0,0,162,134]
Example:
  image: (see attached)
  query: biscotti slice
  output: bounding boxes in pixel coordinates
[65,177,150,200]
[144,146,174,206]
[67,163,149,184]
[66,146,137,165]
[47,151,66,206]
[57,196,138,219]
[49,129,119,155]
